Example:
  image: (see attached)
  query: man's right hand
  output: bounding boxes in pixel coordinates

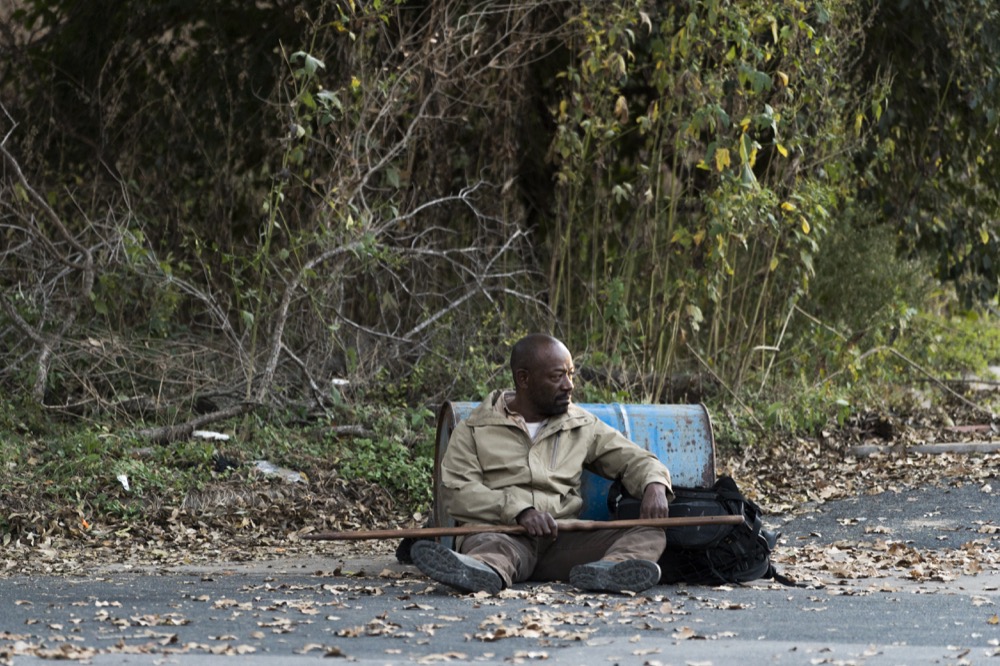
[516,507,559,537]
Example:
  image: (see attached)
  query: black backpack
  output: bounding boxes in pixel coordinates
[609,475,799,586]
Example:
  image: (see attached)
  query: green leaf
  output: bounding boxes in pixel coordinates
[385,166,401,188]
[751,70,772,93]
[685,304,704,331]
[799,249,815,276]
[291,51,325,77]
[316,90,343,111]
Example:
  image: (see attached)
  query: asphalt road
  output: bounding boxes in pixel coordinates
[3,482,1000,666]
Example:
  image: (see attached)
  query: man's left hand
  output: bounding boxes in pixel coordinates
[640,482,670,519]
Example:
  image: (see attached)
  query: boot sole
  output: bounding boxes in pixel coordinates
[569,559,660,593]
[410,540,503,594]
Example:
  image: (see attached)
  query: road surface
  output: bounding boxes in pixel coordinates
[3,481,999,665]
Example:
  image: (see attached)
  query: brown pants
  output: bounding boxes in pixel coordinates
[459,526,665,587]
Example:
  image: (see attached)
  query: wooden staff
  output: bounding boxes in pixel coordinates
[301,514,744,541]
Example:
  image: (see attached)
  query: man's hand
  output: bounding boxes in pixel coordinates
[516,507,559,537]
[640,482,670,519]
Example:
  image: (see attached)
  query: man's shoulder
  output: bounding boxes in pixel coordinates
[556,403,600,429]
[463,391,510,426]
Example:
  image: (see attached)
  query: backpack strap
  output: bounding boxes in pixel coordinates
[764,563,809,587]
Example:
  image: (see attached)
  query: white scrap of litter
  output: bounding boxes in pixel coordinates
[192,430,230,441]
[253,460,307,484]
[117,474,130,492]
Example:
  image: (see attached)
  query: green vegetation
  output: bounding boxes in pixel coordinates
[896,311,1000,378]
[1,0,999,540]
[0,397,437,537]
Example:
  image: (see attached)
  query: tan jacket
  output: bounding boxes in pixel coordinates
[441,390,674,526]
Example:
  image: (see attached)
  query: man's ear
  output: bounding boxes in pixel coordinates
[513,368,530,389]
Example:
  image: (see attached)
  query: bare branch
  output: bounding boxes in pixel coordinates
[280,341,329,412]
[255,240,365,402]
[0,135,92,272]
[135,403,255,445]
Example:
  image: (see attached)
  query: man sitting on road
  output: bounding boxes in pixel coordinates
[411,333,674,594]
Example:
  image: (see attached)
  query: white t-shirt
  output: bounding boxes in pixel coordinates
[525,420,546,440]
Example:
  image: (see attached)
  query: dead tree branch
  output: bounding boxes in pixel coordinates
[135,403,255,445]
[1,103,98,402]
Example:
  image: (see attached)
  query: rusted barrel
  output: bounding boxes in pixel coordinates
[432,401,716,536]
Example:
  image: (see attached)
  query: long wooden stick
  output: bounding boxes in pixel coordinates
[301,515,744,541]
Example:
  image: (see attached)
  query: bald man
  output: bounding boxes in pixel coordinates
[411,334,674,594]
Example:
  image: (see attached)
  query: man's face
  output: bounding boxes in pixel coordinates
[521,342,575,417]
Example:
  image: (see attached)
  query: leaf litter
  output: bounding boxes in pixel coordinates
[2,402,999,662]
[723,405,1000,591]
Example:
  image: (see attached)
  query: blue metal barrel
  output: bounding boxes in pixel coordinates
[432,401,716,536]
